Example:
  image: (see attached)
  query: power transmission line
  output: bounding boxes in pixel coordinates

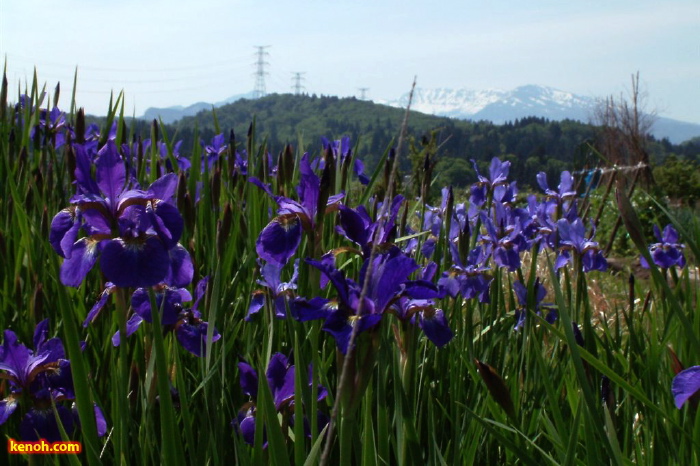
[291,72,306,95]
[358,87,369,100]
[252,46,271,99]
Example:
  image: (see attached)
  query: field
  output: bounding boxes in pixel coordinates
[1,75,699,465]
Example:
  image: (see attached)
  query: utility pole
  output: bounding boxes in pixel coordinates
[253,46,270,99]
[358,87,369,100]
[291,72,306,95]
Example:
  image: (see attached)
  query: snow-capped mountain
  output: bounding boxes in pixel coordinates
[380,85,700,143]
[385,88,507,119]
[381,85,597,123]
[140,84,700,143]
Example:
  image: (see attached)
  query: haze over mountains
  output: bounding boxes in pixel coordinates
[142,85,700,144]
[142,92,256,124]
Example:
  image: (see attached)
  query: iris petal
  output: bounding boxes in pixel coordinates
[246,291,265,321]
[95,141,126,213]
[60,238,100,287]
[148,173,178,201]
[256,215,302,265]
[20,405,74,442]
[672,366,700,409]
[175,321,220,357]
[49,208,80,258]
[0,398,19,425]
[238,362,258,398]
[100,237,170,288]
[111,314,144,346]
[84,283,116,327]
[418,308,453,347]
[149,201,184,249]
[164,244,194,288]
[266,353,295,409]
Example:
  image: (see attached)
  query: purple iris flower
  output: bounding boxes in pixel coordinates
[291,248,440,354]
[536,171,576,212]
[0,320,107,441]
[49,141,193,288]
[253,153,344,265]
[640,224,686,269]
[247,259,299,320]
[418,188,454,259]
[391,264,453,347]
[321,136,369,185]
[85,121,118,143]
[110,277,220,357]
[202,133,227,171]
[478,211,527,271]
[335,195,404,256]
[521,194,558,250]
[394,297,454,347]
[512,279,557,331]
[234,353,328,446]
[468,157,512,218]
[493,180,518,206]
[555,218,607,272]
[159,140,191,171]
[438,243,492,303]
[234,149,249,176]
[84,123,101,142]
[672,366,700,408]
[32,106,72,149]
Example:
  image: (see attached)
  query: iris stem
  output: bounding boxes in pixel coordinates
[148,288,184,466]
[339,411,355,466]
[114,287,130,465]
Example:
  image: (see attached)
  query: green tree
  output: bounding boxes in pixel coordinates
[653,154,700,206]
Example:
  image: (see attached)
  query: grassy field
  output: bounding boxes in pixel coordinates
[1,74,699,465]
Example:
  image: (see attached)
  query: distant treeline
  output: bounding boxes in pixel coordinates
[92,93,700,190]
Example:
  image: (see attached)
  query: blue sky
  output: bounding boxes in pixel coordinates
[2,0,698,123]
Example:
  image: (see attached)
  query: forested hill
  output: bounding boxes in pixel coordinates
[162,93,697,189]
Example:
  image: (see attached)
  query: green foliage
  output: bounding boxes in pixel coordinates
[653,154,700,207]
[587,188,669,256]
[2,73,700,465]
[154,96,693,191]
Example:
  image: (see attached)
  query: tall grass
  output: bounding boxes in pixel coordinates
[0,71,698,465]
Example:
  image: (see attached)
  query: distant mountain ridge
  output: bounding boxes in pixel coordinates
[142,92,256,123]
[379,85,596,123]
[379,85,700,144]
[141,85,700,143]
